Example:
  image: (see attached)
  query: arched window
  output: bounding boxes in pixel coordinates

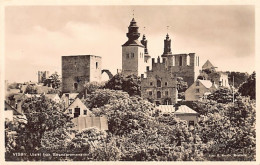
[157,80,161,87]
[157,91,161,98]
[96,62,98,69]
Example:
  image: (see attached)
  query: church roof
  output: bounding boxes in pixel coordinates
[122,40,145,47]
[202,60,215,69]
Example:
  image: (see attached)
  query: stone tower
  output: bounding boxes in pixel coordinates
[160,33,200,87]
[122,18,146,76]
[38,71,49,83]
[62,55,102,93]
[141,34,151,63]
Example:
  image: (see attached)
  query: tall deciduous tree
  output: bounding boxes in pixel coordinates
[104,73,141,96]
[238,71,255,100]
[5,96,74,161]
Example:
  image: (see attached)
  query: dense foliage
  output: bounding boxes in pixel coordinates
[195,98,256,160]
[207,87,239,103]
[43,72,61,89]
[104,73,141,96]
[5,84,256,161]
[238,71,255,100]
[5,96,75,161]
[226,71,249,88]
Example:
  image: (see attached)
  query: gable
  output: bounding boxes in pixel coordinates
[202,60,215,69]
[67,98,88,110]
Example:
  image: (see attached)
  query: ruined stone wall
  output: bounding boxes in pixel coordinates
[167,53,200,87]
[62,55,101,93]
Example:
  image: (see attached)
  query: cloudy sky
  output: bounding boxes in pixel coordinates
[5,6,255,82]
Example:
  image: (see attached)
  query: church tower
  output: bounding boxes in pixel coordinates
[161,33,174,66]
[141,34,151,64]
[122,18,146,76]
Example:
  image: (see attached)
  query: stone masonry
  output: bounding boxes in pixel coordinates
[62,55,102,93]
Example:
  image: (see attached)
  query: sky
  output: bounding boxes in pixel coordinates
[5,5,255,83]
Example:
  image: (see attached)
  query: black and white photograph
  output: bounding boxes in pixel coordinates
[1,2,257,162]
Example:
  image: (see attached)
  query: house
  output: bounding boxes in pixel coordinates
[156,104,198,126]
[185,79,218,101]
[174,105,199,126]
[61,93,79,108]
[72,116,108,131]
[64,98,93,118]
[45,94,61,103]
[4,101,27,123]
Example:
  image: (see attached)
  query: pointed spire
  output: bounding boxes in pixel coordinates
[122,17,144,47]
[162,33,172,57]
[141,34,148,54]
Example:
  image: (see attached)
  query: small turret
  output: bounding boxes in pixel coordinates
[162,33,172,57]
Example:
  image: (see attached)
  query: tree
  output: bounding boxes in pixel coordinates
[5,96,74,161]
[83,89,130,109]
[104,73,141,96]
[238,71,255,100]
[207,87,239,103]
[84,81,105,94]
[194,98,256,160]
[44,72,61,89]
[176,77,188,92]
[227,71,249,88]
[24,84,37,94]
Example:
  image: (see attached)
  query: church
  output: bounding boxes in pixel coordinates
[122,18,200,105]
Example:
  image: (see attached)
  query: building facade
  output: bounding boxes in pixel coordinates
[185,79,218,101]
[141,57,178,105]
[65,98,93,118]
[62,55,102,93]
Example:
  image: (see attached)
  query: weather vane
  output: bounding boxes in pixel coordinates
[143,26,146,32]
[133,10,135,18]
[167,26,170,33]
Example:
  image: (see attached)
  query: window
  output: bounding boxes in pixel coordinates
[157,80,161,87]
[74,108,80,118]
[126,53,129,58]
[131,53,134,58]
[84,110,87,115]
[196,89,199,93]
[69,109,72,114]
[187,55,190,66]
[74,83,78,90]
[165,91,168,96]
[179,56,182,66]
[155,101,160,105]
[196,81,199,86]
[157,91,161,98]
[148,91,152,96]
[165,82,168,86]
[150,82,153,86]
[96,62,98,69]
[189,121,195,126]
